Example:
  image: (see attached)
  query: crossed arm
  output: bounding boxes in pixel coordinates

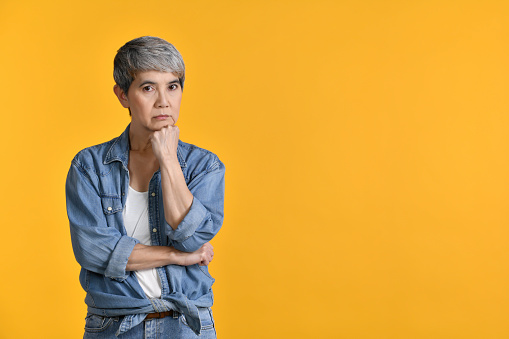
[126,243,213,271]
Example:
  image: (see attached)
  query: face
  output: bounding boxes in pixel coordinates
[115,70,182,133]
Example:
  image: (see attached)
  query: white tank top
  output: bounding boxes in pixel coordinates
[123,186,162,299]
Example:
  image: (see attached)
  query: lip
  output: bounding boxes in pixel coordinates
[154,115,170,120]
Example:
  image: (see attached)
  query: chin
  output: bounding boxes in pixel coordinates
[152,123,171,131]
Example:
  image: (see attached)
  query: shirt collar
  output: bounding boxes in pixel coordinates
[103,124,187,169]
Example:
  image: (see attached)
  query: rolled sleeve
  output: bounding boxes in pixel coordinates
[166,197,209,243]
[104,236,140,281]
[165,158,225,252]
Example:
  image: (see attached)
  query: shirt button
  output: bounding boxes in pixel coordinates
[152,228,157,233]
[151,192,156,197]
[107,207,112,211]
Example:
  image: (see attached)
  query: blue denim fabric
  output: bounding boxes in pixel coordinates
[83,307,216,338]
[66,124,225,336]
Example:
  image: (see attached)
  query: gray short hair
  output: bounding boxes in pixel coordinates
[113,36,185,95]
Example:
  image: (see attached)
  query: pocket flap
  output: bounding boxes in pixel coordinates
[100,196,122,214]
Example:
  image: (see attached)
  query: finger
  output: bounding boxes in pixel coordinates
[150,130,162,140]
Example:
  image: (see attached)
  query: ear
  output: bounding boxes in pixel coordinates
[113,85,130,108]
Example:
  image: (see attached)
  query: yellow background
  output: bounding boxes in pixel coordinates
[0,0,508,338]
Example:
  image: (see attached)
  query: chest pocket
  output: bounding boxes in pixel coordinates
[100,195,123,215]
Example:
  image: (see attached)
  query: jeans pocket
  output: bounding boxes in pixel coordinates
[181,307,215,331]
[84,314,114,333]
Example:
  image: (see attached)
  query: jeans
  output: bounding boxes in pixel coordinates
[83,308,217,339]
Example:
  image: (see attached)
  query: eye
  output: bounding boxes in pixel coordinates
[142,85,154,92]
[169,83,179,91]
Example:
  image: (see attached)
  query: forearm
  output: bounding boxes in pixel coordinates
[126,244,179,271]
[163,158,225,252]
[160,156,193,230]
[126,242,214,271]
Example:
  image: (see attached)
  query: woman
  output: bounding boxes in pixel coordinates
[66,36,225,338]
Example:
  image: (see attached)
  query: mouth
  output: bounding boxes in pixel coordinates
[154,115,170,120]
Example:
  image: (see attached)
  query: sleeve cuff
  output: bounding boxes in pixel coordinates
[166,197,209,243]
[104,236,139,281]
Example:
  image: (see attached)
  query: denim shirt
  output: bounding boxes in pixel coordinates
[65,124,225,336]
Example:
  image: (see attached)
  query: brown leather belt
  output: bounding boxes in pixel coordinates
[145,310,175,320]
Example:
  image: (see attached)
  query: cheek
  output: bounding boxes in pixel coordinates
[172,97,182,110]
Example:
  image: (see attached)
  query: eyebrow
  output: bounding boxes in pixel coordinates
[139,80,180,87]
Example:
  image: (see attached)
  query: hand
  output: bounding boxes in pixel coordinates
[175,242,214,266]
[149,125,179,161]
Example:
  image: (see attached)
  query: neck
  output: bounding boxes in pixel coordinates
[129,125,153,152]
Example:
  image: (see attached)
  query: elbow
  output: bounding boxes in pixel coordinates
[72,244,106,275]
[172,228,220,252]
[173,239,202,252]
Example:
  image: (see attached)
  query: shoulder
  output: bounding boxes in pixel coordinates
[178,140,225,175]
[70,137,119,175]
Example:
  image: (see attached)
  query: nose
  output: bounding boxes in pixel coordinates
[155,91,169,108]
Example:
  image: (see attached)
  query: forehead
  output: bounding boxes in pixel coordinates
[133,70,179,83]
